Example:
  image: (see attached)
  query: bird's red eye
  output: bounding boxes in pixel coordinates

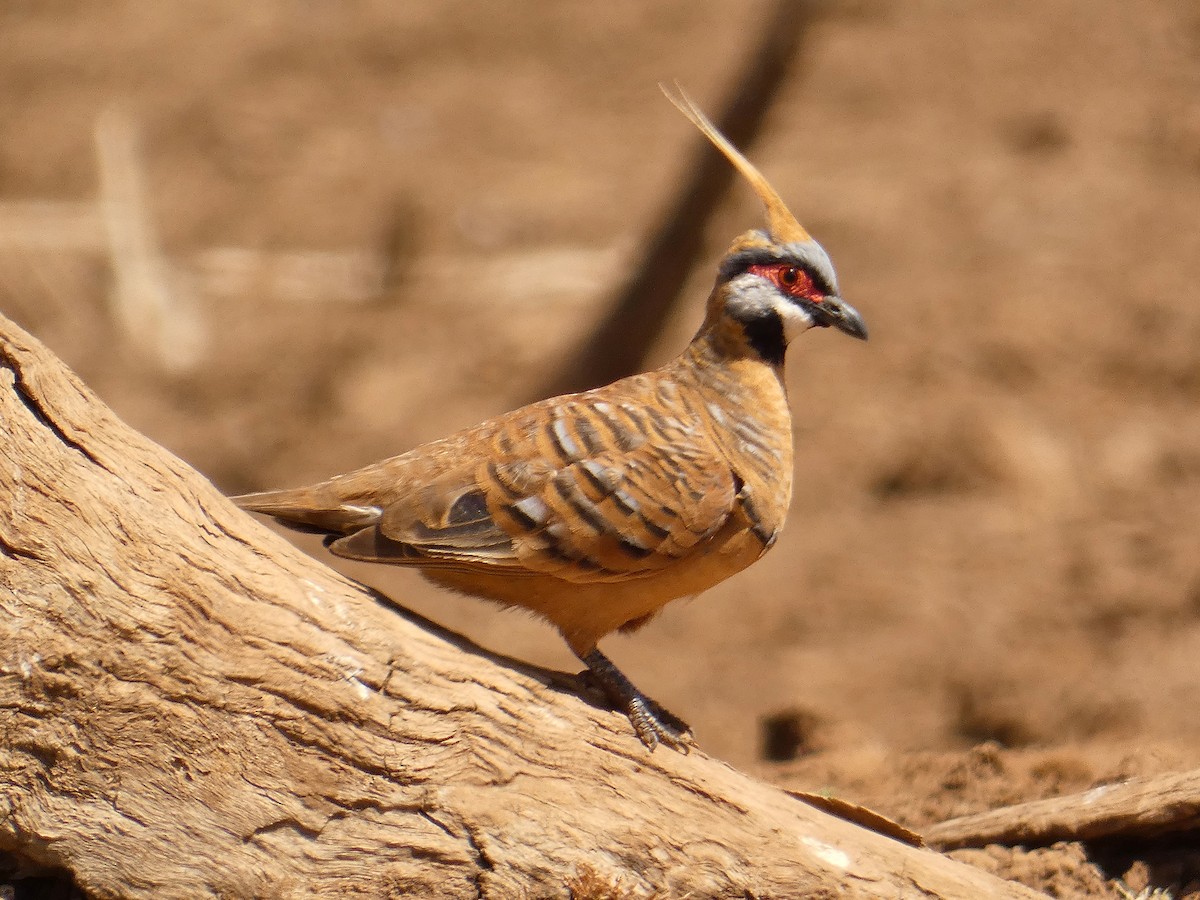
[747,263,822,302]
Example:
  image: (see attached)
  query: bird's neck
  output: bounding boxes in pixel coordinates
[664,322,795,523]
[665,324,793,449]
[695,275,789,366]
[679,318,788,395]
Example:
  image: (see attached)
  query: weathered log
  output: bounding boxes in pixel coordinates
[0,311,1044,898]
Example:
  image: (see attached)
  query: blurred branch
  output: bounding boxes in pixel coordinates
[0,202,104,250]
[539,0,825,399]
[927,769,1200,851]
[94,106,207,373]
[191,247,387,305]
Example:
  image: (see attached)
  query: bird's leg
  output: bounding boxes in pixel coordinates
[579,648,692,752]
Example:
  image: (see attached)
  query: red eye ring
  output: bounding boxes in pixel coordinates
[747,263,822,302]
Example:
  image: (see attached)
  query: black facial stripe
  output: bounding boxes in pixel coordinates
[719,248,834,296]
[719,248,784,280]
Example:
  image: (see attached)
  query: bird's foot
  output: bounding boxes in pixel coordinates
[580,649,693,753]
[626,694,693,753]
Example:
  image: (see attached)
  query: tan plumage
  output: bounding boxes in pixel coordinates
[234,87,867,750]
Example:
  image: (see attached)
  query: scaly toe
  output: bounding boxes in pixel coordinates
[628,696,693,753]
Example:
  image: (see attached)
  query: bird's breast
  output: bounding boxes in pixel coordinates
[677,358,795,542]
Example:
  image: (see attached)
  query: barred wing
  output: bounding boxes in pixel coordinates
[329,397,739,583]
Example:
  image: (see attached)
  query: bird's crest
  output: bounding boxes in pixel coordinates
[661,83,812,249]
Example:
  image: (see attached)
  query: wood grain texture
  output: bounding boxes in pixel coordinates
[0,312,1042,899]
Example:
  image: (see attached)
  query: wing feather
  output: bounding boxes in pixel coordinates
[327,397,739,583]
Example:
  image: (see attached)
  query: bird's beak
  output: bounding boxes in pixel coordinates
[815,296,868,341]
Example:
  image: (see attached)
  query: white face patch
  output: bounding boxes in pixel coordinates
[777,301,817,341]
[725,272,818,344]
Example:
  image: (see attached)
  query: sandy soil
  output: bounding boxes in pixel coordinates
[3,1,1200,896]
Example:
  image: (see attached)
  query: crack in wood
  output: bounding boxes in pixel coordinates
[2,354,105,471]
[415,810,493,899]
[0,533,44,562]
[458,819,494,900]
[249,816,324,842]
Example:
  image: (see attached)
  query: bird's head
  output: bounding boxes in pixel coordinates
[664,86,867,365]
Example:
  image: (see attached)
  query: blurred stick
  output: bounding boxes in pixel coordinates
[0,202,104,250]
[95,106,206,373]
[192,247,388,305]
[927,769,1200,850]
[539,0,823,398]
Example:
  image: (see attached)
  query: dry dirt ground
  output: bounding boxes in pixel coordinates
[3,1,1200,896]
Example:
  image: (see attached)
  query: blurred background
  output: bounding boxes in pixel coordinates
[2,0,1199,778]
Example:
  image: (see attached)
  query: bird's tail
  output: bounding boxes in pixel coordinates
[232,487,380,536]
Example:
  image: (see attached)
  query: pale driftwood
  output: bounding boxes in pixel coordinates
[0,311,1044,899]
[927,769,1200,851]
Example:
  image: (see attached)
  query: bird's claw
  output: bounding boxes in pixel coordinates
[580,648,694,753]
[628,695,693,753]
